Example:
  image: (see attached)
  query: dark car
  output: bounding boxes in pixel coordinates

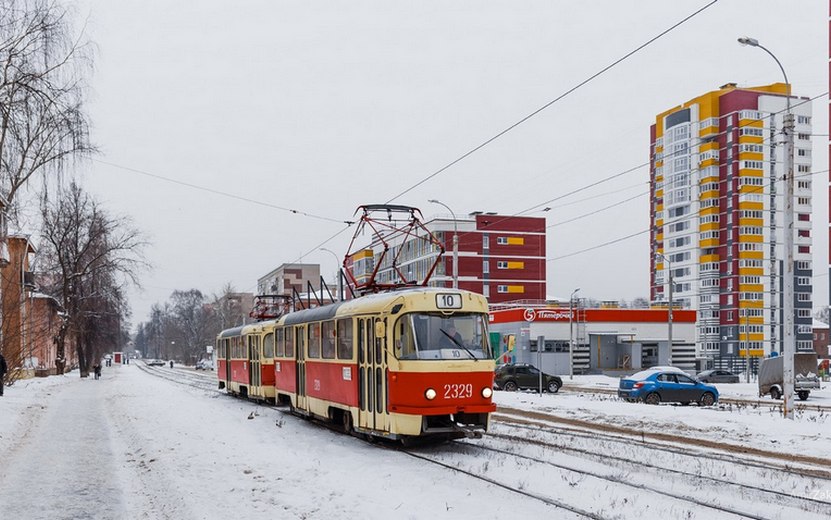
[618,369,718,406]
[494,363,562,393]
[696,369,740,384]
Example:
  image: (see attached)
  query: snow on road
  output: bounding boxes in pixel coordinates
[0,365,569,520]
[3,365,831,519]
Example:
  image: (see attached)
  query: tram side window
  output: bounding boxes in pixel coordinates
[264,332,274,358]
[285,327,294,358]
[337,318,353,360]
[321,321,336,359]
[308,323,321,358]
[276,329,285,357]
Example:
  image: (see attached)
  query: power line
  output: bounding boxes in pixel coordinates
[92,159,353,225]
[549,167,829,263]
[384,0,720,203]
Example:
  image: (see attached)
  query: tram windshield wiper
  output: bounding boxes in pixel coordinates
[439,328,477,361]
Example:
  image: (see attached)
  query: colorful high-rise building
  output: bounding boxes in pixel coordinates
[650,82,814,363]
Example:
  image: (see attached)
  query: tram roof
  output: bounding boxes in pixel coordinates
[218,325,246,338]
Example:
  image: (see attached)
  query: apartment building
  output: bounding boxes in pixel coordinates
[650,82,813,362]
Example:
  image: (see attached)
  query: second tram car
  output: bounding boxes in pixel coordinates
[216,287,496,442]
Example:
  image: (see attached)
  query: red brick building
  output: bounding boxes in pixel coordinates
[374,212,546,303]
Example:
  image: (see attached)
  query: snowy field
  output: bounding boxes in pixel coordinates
[1,364,830,519]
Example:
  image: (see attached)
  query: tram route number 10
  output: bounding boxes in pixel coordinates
[436,293,462,309]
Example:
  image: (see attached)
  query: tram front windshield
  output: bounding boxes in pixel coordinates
[393,313,491,360]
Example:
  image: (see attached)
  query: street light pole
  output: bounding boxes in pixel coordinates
[320,247,342,301]
[656,252,673,365]
[428,199,458,289]
[569,288,580,380]
[739,36,795,419]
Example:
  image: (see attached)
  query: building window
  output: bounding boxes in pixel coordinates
[496,236,524,246]
[483,261,489,274]
[483,235,489,250]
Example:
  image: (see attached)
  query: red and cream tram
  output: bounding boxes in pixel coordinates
[216,287,496,441]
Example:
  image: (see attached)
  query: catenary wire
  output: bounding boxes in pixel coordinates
[383,0,720,204]
[91,159,354,225]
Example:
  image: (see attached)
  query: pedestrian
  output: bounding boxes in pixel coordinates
[0,351,7,396]
[93,363,101,380]
[169,360,174,369]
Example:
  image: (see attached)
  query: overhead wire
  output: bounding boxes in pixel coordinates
[91,159,354,225]
[383,0,720,204]
[448,90,825,244]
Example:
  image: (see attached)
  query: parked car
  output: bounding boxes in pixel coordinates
[618,368,718,406]
[146,359,166,367]
[494,363,562,393]
[696,369,740,384]
[195,359,214,371]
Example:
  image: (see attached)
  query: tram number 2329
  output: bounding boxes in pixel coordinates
[444,383,473,399]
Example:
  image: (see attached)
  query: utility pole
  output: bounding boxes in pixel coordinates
[738,36,795,419]
[569,288,580,380]
[428,199,458,289]
[656,252,673,365]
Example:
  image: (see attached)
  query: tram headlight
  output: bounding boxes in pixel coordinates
[425,388,437,400]
[481,387,493,399]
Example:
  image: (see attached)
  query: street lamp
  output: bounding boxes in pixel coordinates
[428,199,458,289]
[739,36,795,419]
[569,288,580,380]
[655,252,673,366]
[319,247,342,301]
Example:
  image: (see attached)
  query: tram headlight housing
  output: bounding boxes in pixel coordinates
[481,387,493,399]
[425,388,437,400]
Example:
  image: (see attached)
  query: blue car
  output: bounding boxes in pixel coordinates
[618,369,718,406]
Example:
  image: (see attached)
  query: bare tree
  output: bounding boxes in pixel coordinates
[38,181,145,376]
[0,0,94,216]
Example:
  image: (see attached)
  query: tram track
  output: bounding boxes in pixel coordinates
[493,414,831,482]
[136,363,829,517]
[496,405,831,477]
[136,362,220,394]
[478,428,831,514]
[391,432,812,520]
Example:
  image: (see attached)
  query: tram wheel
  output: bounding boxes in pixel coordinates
[343,411,354,434]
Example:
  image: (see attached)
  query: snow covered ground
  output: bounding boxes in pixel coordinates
[1,365,830,519]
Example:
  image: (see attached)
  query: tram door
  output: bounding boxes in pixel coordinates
[295,326,307,410]
[249,335,261,396]
[358,317,388,432]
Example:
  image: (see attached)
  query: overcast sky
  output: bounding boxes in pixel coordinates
[64,1,828,329]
